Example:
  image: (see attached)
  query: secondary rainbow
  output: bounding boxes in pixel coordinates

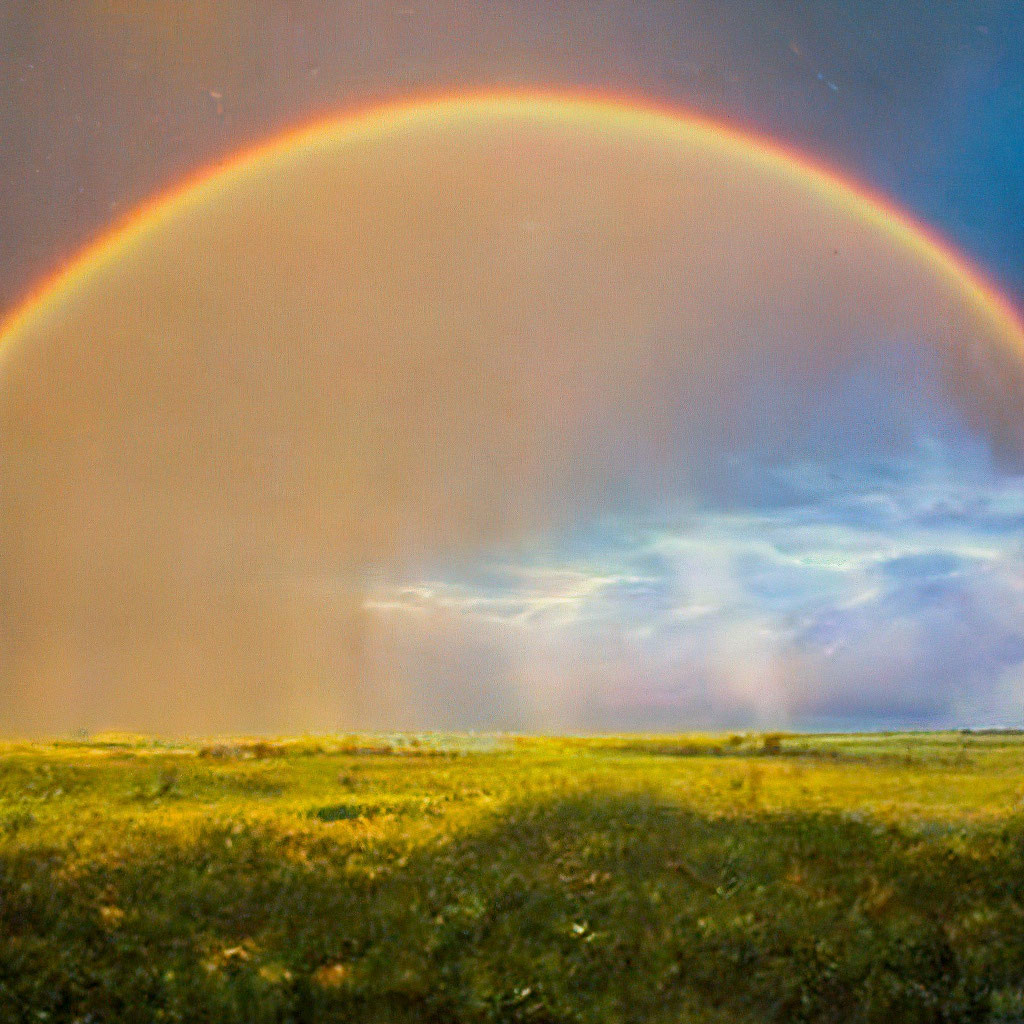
[2,87,1023,360]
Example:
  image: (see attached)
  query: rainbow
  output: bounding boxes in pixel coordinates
[2,87,1023,358]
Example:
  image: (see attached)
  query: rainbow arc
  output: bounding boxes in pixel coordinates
[1,88,1022,358]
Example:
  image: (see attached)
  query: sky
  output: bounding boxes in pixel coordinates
[2,0,1022,313]
[0,2,1022,734]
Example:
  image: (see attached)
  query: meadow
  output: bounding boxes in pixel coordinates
[2,730,1024,1023]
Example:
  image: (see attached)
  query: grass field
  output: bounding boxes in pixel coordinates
[2,731,1024,1023]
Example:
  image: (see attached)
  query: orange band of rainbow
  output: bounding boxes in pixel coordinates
[2,88,1023,359]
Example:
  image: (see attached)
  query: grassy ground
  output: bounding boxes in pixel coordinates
[2,731,1024,1023]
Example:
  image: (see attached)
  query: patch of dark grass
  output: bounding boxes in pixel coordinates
[311,802,389,823]
[2,793,1023,1022]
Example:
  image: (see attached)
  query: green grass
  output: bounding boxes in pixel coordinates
[3,731,1024,1022]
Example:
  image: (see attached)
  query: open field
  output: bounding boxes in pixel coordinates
[3,731,1024,1023]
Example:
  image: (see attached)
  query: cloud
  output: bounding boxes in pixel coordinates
[365,436,1024,731]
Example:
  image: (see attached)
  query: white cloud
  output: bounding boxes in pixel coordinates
[362,439,1024,731]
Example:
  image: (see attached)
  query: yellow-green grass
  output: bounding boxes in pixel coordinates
[2,731,1024,1023]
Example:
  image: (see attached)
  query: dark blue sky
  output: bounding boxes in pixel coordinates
[1,0,1022,315]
